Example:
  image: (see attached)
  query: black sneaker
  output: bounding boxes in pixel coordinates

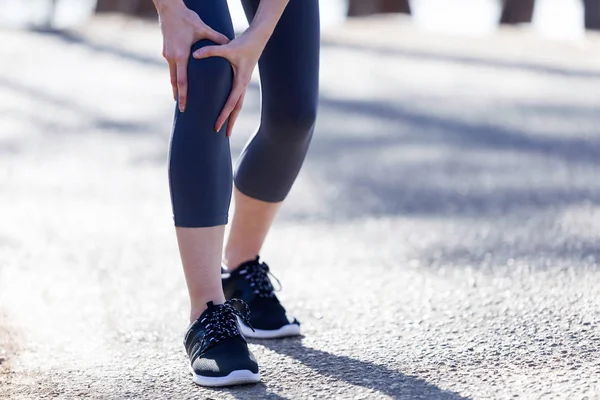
[222,257,301,339]
[183,299,260,387]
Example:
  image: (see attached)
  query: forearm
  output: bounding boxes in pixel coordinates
[245,0,289,43]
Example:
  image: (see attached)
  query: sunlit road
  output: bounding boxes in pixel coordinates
[1,16,599,399]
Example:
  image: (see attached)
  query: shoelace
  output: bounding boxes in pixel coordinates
[239,260,282,298]
[199,299,254,352]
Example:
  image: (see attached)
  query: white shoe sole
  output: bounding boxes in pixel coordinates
[190,366,260,387]
[239,320,301,339]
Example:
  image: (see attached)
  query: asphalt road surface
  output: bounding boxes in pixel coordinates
[0,16,599,399]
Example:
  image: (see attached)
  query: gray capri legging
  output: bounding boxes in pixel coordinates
[168,0,320,227]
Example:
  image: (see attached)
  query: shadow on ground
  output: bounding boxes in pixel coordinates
[250,337,468,399]
[31,28,164,68]
[291,95,600,221]
[321,39,600,79]
[0,75,156,136]
[417,232,600,272]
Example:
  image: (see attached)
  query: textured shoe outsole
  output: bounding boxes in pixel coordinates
[190,366,260,387]
[239,320,301,339]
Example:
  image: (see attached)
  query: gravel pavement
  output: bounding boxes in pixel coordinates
[0,15,599,399]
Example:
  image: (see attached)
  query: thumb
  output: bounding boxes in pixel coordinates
[199,25,230,46]
[193,45,229,60]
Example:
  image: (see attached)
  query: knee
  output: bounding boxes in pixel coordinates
[188,52,232,85]
[190,54,231,77]
[187,40,233,95]
[262,103,318,143]
[180,44,233,125]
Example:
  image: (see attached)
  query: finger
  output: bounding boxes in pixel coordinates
[226,91,245,137]
[168,60,177,101]
[176,59,188,112]
[193,45,228,60]
[216,80,245,132]
[197,24,230,45]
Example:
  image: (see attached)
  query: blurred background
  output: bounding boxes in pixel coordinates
[1,0,600,37]
[1,1,599,399]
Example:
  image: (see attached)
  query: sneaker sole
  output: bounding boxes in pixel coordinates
[239,320,301,339]
[190,367,260,387]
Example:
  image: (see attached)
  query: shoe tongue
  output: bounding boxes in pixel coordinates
[236,256,261,272]
[198,301,223,322]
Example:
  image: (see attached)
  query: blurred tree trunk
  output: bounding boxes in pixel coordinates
[584,0,600,30]
[96,0,157,17]
[43,0,58,28]
[96,0,134,13]
[348,0,411,16]
[500,0,535,24]
[135,0,157,17]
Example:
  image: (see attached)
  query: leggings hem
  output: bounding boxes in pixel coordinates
[234,179,286,204]
[174,214,229,228]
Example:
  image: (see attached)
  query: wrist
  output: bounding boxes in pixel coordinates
[153,0,185,14]
[244,25,273,46]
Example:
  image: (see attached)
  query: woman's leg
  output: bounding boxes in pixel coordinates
[176,227,226,322]
[223,0,320,270]
[218,0,320,339]
[171,1,260,388]
[223,190,281,270]
[168,0,235,322]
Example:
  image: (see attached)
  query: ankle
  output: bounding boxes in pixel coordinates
[189,295,226,323]
[222,253,258,272]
